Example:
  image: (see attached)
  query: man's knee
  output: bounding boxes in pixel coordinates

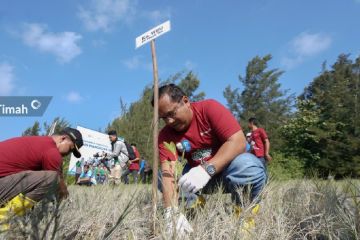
[28,171,59,197]
[38,171,59,187]
[231,153,263,169]
[3,171,60,202]
[223,153,266,186]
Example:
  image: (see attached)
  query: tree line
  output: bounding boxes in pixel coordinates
[22,54,360,179]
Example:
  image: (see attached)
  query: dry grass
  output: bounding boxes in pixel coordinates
[1,179,359,240]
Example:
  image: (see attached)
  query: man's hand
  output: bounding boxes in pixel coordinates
[178,165,211,194]
[58,180,69,200]
[265,153,272,162]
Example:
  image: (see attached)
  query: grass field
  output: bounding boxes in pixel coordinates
[2,179,359,240]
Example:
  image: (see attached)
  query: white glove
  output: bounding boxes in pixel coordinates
[164,207,193,236]
[178,165,211,194]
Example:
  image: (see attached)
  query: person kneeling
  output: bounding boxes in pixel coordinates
[77,164,96,186]
[0,128,83,230]
[153,84,267,236]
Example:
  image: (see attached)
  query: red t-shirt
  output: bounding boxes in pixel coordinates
[250,128,268,157]
[0,136,63,177]
[128,146,140,171]
[158,99,242,167]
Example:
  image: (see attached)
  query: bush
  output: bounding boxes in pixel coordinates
[268,151,304,180]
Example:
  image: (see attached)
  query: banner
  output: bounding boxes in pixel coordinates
[68,126,112,175]
[0,96,52,117]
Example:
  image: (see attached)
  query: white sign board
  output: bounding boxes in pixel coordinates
[68,126,112,175]
[135,20,171,48]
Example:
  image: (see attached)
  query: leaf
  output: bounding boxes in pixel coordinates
[163,141,177,156]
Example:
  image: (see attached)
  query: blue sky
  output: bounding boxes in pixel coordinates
[1,0,359,140]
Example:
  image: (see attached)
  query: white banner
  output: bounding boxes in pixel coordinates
[68,126,111,175]
[135,20,171,48]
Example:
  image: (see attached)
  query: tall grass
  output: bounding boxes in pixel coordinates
[1,179,359,239]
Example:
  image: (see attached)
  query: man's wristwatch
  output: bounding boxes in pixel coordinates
[202,162,216,177]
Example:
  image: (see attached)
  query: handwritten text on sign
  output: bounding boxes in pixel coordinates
[135,21,171,48]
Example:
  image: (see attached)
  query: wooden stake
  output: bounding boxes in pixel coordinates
[150,39,159,234]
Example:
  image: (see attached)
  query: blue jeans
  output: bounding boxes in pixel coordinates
[159,153,267,206]
[184,153,266,206]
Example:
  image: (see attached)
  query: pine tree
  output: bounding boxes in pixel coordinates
[224,54,293,149]
[22,121,41,136]
[288,54,360,177]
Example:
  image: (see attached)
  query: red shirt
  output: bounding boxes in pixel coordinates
[158,99,242,167]
[128,146,140,170]
[0,136,63,177]
[250,128,268,157]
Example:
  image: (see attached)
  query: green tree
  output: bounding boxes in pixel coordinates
[284,54,360,177]
[43,117,71,135]
[177,71,205,101]
[280,100,322,171]
[22,121,41,136]
[163,71,205,102]
[22,117,71,136]
[223,54,293,149]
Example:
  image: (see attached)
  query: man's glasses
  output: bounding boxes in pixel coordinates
[160,102,183,121]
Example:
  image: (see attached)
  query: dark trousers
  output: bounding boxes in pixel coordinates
[140,170,146,184]
[0,171,59,204]
[75,173,81,183]
[122,169,138,184]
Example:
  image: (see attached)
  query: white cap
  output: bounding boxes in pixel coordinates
[246,132,252,137]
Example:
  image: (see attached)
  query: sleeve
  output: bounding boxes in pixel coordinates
[139,161,145,171]
[158,130,178,162]
[117,142,129,163]
[204,99,242,142]
[259,128,269,141]
[133,147,140,162]
[105,142,122,159]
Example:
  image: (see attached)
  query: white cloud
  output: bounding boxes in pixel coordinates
[78,0,135,32]
[185,60,197,70]
[21,23,82,63]
[66,91,83,103]
[122,56,141,70]
[122,55,152,71]
[0,63,15,96]
[281,32,332,69]
[292,32,332,57]
[92,39,106,47]
[142,8,171,24]
[280,56,303,70]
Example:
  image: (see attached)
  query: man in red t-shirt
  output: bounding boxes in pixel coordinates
[122,143,141,184]
[0,127,83,228]
[153,84,266,235]
[248,117,272,165]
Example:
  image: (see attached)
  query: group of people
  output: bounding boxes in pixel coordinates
[73,136,153,186]
[75,162,109,186]
[0,83,271,236]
